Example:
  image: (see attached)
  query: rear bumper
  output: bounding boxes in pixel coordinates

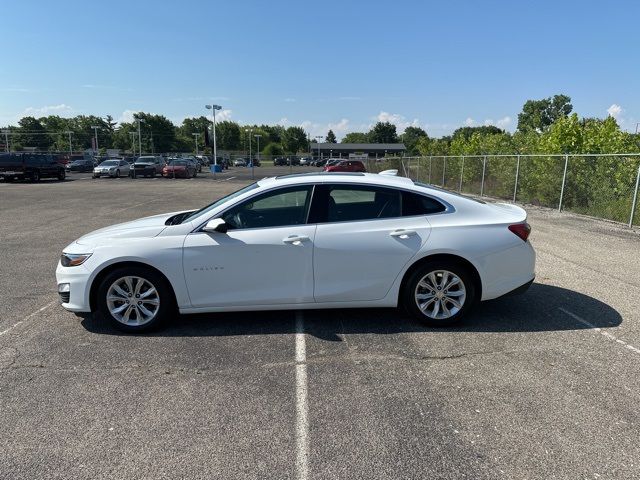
[499,277,535,297]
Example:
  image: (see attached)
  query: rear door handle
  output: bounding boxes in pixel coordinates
[283,235,310,245]
[390,229,417,238]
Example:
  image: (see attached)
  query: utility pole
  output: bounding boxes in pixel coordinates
[253,134,261,180]
[192,133,200,155]
[91,125,100,156]
[136,118,144,157]
[65,131,73,155]
[205,104,222,178]
[2,130,9,153]
[129,132,136,157]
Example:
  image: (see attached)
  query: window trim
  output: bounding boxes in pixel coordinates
[309,183,453,225]
[195,184,317,233]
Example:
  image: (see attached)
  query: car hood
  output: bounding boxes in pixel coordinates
[74,211,183,247]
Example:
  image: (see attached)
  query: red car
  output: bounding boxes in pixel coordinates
[162,159,198,178]
[323,160,366,173]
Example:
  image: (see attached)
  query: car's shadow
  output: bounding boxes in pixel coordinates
[80,283,622,340]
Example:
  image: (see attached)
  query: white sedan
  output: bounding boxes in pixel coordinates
[93,159,131,178]
[56,172,535,332]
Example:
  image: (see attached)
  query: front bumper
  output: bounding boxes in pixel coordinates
[55,261,92,312]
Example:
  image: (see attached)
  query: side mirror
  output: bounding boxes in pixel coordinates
[202,218,228,234]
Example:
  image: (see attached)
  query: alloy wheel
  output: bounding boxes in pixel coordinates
[414,270,466,320]
[106,276,160,326]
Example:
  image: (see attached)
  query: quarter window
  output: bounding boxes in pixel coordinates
[402,191,447,215]
[222,186,313,230]
[324,185,402,222]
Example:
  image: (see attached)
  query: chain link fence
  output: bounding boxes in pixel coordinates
[395,155,640,227]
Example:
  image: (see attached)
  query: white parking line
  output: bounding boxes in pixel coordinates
[0,300,57,337]
[559,307,640,355]
[295,311,309,480]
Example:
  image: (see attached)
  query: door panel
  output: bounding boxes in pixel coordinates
[313,218,431,302]
[183,226,316,307]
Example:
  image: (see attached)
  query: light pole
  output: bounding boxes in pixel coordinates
[64,131,73,155]
[205,104,222,178]
[3,129,10,152]
[315,136,322,162]
[129,132,136,157]
[136,118,145,157]
[192,133,200,155]
[245,128,253,168]
[253,134,261,180]
[91,125,100,156]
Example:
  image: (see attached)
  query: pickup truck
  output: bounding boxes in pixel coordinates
[0,152,66,182]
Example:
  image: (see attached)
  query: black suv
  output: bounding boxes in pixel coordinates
[66,158,95,172]
[0,153,66,182]
[130,156,164,178]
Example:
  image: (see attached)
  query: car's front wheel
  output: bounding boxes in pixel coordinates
[57,169,66,181]
[402,261,476,327]
[96,266,174,333]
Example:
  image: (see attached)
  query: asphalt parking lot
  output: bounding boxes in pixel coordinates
[1,169,639,479]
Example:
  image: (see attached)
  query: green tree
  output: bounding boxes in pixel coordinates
[325,130,337,143]
[262,142,284,157]
[452,125,503,140]
[18,116,52,150]
[517,94,572,132]
[342,132,369,143]
[216,121,241,150]
[283,126,308,153]
[401,126,428,155]
[367,122,398,143]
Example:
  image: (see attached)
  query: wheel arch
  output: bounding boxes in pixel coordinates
[89,261,178,311]
[398,253,482,305]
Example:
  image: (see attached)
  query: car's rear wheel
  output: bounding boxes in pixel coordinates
[97,266,174,333]
[31,171,40,182]
[57,169,65,181]
[402,261,476,327]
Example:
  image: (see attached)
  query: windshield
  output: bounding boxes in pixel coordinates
[168,160,187,166]
[100,161,118,166]
[179,182,259,224]
[136,157,155,164]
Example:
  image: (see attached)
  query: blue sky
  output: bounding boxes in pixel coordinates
[1,0,638,138]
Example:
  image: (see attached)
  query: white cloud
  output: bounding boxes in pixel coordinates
[117,109,137,124]
[277,117,290,126]
[464,117,475,127]
[23,104,74,117]
[607,104,623,119]
[215,109,233,122]
[374,111,421,134]
[284,98,296,103]
[496,116,512,129]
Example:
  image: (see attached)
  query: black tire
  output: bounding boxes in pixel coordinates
[57,169,66,181]
[115,169,120,178]
[31,171,40,182]
[151,171,156,178]
[192,170,197,178]
[402,260,477,327]
[92,174,98,179]
[96,266,175,333]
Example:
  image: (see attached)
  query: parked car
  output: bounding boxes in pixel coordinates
[247,158,261,167]
[299,157,311,166]
[288,156,301,166]
[194,155,210,167]
[66,158,95,173]
[182,156,202,173]
[314,159,328,168]
[273,157,288,166]
[234,158,247,167]
[0,152,66,182]
[93,159,130,178]
[323,160,366,172]
[56,172,535,333]
[162,158,197,178]
[130,156,164,178]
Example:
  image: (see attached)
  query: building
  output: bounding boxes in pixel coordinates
[311,143,405,159]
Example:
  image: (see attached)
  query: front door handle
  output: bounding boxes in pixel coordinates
[390,229,417,239]
[283,235,310,245]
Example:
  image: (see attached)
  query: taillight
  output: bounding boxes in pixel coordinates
[508,223,531,242]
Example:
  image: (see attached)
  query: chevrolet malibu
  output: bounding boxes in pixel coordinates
[56,172,535,332]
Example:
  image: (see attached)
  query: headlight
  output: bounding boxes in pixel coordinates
[60,253,92,267]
